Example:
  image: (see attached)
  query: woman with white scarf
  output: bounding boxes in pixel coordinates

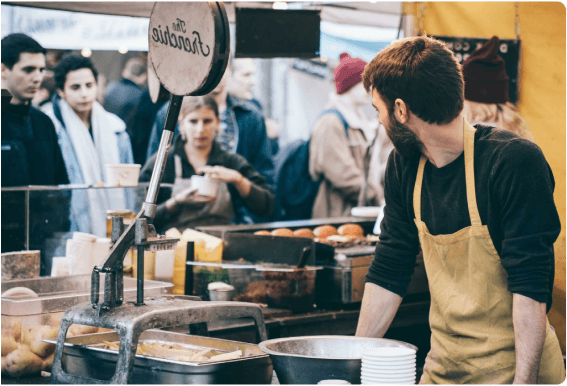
[43,55,134,236]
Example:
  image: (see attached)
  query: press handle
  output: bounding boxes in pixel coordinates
[91,268,100,307]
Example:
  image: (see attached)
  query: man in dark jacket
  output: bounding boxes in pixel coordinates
[103,57,148,163]
[1,33,68,187]
[1,33,70,269]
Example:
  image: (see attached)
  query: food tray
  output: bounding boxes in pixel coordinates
[45,329,273,384]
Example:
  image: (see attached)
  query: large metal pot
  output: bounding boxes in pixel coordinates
[258,335,417,384]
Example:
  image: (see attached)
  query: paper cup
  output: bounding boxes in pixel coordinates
[66,239,94,275]
[105,164,141,187]
[191,175,219,196]
[73,232,98,243]
[51,257,70,277]
[92,238,112,267]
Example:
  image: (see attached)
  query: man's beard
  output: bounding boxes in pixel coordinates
[385,114,424,158]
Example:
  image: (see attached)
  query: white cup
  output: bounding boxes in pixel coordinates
[73,232,98,243]
[92,238,112,267]
[191,175,219,197]
[66,239,94,275]
[105,164,141,187]
[51,257,70,277]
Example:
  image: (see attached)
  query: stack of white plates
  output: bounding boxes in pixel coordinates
[360,347,417,384]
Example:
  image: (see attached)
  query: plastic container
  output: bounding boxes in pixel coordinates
[1,275,173,378]
[105,164,141,187]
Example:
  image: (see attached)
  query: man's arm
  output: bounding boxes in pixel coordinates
[512,293,547,384]
[356,282,403,338]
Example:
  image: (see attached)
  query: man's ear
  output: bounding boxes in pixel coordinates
[57,89,65,99]
[1,63,8,83]
[394,98,409,123]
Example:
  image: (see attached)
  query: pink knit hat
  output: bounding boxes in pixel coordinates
[334,53,367,95]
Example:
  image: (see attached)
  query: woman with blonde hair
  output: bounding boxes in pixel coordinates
[461,36,535,142]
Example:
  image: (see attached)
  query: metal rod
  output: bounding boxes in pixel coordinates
[144,94,183,209]
[25,190,29,250]
[136,244,145,305]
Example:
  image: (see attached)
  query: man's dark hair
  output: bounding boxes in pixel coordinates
[123,57,147,77]
[1,33,46,69]
[362,36,464,125]
[53,55,99,90]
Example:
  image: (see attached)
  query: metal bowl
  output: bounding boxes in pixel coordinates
[258,335,417,384]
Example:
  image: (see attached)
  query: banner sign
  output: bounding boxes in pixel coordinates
[1,5,149,51]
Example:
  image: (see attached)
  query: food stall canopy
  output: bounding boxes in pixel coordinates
[2,1,402,28]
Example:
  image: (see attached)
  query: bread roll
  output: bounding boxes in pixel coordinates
[313,225,338,239]
[337,223,364,237]
[253,230,271,236]
[271,228,294,237]
[293,228,315,238]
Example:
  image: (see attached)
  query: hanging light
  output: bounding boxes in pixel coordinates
[118,46,128,54]
[81,48,92,58]
[272,2,288,10]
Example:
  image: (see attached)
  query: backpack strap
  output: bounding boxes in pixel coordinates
[319,108,349,137]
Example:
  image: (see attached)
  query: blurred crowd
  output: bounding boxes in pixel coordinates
[2,32,532,235]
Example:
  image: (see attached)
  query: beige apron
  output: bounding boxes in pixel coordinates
[167,155,234,230]
[415,120,565,384]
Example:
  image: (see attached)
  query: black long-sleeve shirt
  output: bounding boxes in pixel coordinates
[366,125,560,311]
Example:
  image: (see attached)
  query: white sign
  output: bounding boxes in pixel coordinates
[1,5,149,51]
[149,2,217,96]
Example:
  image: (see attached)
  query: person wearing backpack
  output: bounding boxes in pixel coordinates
[308,53,380,219]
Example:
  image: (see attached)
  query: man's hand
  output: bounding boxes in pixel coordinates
[512,293,547,384]
[356,282,403,338]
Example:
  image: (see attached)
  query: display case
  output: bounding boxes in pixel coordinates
[1,183,174,276]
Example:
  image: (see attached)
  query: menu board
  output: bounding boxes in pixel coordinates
[432,36,521,104]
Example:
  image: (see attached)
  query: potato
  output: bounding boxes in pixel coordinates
[1,335,20,356]
[2,318,22,341]
[1,356,7,374]
[27,325,58,357]
[5,346,44,377]
[42,352,54,371]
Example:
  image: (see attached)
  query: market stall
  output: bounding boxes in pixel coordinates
[1,2,426,384]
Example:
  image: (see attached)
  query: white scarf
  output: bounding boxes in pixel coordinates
[58,99,127,235]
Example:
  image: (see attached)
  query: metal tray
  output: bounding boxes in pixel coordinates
[1,274,173,316]
[45,329,273,384]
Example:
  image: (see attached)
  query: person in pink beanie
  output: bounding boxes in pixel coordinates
[308,53,381,219]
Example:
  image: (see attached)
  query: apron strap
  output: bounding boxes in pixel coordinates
[174,155,183,179]
[463,119,482,227]
[413,156,427,222]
